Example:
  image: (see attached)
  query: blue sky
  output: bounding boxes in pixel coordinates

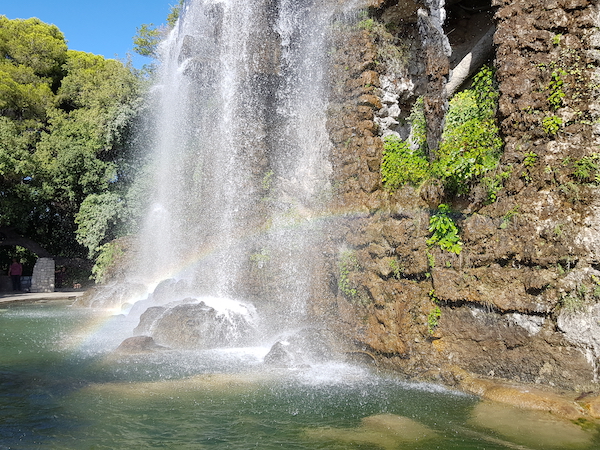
[2,0,175,68]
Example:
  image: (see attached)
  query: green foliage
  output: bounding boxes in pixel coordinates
[408,96,427,152]
[338,250,360,299]
[91,241,124,284]
[432,68,502,195]
[389,259,402,279]
[573,153,600,183]
[381,135,429,189]
[357,19,376,31]
[75,193,126,258]
[133,1,184,58]
[499,205,520,229]
[542,115,563,135]
[0,16,67,82]
[472,66,500,117]
[552,34,562,46]
[427,305,442,335]
[558,181,581,203]
[381,98,429,190]
[167,0,185,27]
[427,204,462,254]
[482,168,512,204]
[0,116,30,182]
[0,17,67,126]
[559,293,585,315]
[426,251,435,269]
[523,151,537,167]
[547,69,566,110]
[357,16,407,74]
[379,66,502,197]
[434,66,502,195]
[560,275,600,313]
[133,24,161,58]
[0,16,144,259]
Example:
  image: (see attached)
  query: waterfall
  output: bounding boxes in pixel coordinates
[127,0,360,345]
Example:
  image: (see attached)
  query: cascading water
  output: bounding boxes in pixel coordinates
[125,0,357,350]
[6,3,600,449]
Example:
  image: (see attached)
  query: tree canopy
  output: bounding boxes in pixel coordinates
[132,0,183,59]
[0,16,144,259]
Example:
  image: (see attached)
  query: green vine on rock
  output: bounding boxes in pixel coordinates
[432,66,502,195]
[427,204,462,255]
[573,153,600,184]
[547,69,567,110]
[427,306,442,335]
[380,66,502,198]
[338,250,360,300]
[542,115,563,135]
[381,135,429,189]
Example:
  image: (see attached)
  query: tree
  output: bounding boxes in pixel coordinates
[132,1,184,59]
[75,192,125,257]
[0,16,67,85]
[133,23,161,58]
[0,17,144,258]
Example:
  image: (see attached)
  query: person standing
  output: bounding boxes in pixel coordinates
[8,258,22,291]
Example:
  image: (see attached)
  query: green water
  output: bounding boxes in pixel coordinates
[1,301,598,449]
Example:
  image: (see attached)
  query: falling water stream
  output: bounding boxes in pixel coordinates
[1,0,599,448]
[133,0,337,326]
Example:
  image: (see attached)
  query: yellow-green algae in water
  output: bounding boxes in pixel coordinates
[468,402,597,449]
[305,413,438,449]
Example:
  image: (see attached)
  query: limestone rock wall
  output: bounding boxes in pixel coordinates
[319,0,600,391]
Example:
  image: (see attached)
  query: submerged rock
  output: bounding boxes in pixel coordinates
[469,402,595,449]
[455,368,587,421]
[114,336,166,354]
[305,413,437,450]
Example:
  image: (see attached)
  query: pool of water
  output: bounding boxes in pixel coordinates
[1,300,598,449]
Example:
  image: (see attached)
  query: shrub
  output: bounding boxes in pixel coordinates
[381,135,429,190]
[91,241,124,284]
[427,204,462,254]
[380,66,502,197]
[432,67,502,195]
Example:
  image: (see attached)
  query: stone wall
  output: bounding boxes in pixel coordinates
[31,258,55,293]
[318,0,600,391]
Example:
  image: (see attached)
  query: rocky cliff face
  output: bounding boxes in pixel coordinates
[318,0,600,391]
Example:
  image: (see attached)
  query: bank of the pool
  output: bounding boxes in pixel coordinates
[0,290,84,304]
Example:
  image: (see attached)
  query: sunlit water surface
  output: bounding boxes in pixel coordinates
[1,301,598,450]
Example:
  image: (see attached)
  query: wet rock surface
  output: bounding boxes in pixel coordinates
[113,336,167,354]
[134,300,257,349]
[315,0,600,394]
[263,328,336,367]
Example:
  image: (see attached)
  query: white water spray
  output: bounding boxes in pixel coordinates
[127,0,362,347]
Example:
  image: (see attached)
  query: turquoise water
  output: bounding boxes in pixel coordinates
[1,301,598,449]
